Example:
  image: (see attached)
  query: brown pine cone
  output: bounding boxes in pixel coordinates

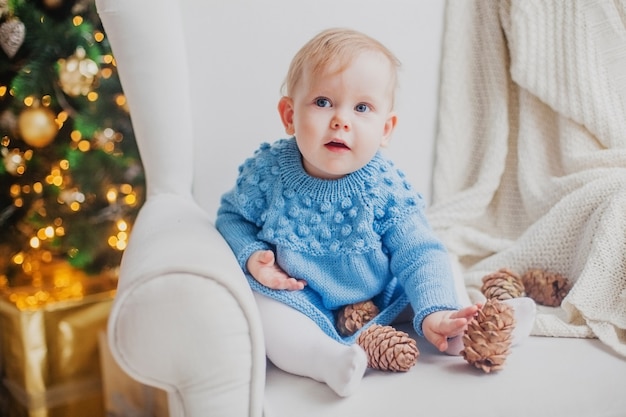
[336,300,380,336]
[356,324,419,372]
[522,269,571,307]
[481,268,525,300]
[461,299,515,373]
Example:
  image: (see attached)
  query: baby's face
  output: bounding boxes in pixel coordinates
[281,51,397,180]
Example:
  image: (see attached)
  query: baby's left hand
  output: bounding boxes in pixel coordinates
[422,304,481,352]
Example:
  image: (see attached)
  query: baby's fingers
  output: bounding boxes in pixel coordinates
[261,273,306,291]
[441,317,469,338]
[451,303,481,320]
[282,277,307,291]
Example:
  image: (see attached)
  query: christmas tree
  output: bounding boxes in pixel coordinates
[0,0,144,286]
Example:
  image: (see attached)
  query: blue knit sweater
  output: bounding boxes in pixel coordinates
[216,138,459,344]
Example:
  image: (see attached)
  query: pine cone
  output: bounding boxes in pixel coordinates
[522,269,571,307]
[356,324,419,372]
[461,299,515,373]
[481,268,525,300]
[336,300,380,336]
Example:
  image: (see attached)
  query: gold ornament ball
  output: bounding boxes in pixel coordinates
[58,48,99,97]
[18,106,58,148]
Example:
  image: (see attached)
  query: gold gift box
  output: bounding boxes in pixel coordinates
[0,261,117,417]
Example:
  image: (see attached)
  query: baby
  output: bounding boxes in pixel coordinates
[216,28,533,396]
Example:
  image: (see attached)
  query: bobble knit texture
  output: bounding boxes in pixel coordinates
[216,138,459,343]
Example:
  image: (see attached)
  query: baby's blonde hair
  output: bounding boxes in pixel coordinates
[281,28,401,107]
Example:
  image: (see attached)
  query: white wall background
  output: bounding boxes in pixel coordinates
[183,1,446,220]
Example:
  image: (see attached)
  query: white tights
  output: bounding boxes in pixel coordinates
[254,292,368,397]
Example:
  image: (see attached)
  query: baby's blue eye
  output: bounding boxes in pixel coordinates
[315,97,331,107]
[355,103,370,113]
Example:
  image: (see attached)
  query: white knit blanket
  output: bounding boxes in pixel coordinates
[428,0,626,357]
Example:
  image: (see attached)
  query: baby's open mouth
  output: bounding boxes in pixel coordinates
[325,140,350,150]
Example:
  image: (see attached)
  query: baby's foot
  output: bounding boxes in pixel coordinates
[502,296,536,345]
[444,334,465,356]
[326,344,368,397]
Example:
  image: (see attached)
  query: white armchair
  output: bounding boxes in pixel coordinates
[97,1,626,416]
[95,1,267,415]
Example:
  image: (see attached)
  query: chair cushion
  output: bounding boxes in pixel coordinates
[265,324,626,417]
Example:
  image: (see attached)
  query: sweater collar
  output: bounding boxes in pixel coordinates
[278,137,385,201]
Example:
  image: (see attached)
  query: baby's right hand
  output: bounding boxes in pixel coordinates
[246,250,306,290]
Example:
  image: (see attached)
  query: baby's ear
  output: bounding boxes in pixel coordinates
[278,96,295,135]
[381,112,398,147]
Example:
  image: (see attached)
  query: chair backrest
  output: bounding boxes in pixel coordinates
[182,1,446,220]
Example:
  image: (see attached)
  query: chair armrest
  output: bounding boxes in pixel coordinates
[108,194,265,417]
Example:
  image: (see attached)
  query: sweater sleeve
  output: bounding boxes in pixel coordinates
[381,194,461,336]
[215,150,272,271]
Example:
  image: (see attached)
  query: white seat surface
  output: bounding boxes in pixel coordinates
[265,323,626,417]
